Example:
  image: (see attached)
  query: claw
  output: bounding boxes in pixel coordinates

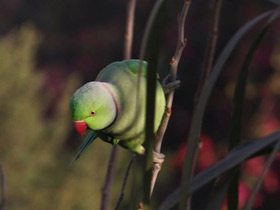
[153,151,165,165]
[162,74,171,86]
[163,80,181,94]
[162,74,181,94]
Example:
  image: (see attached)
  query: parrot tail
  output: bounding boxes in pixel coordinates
[69,131,98,166]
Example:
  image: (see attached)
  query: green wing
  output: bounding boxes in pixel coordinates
[121,59,148,77]
[96,59,160,82]
[122,59,160,79]
[70,131,98,165]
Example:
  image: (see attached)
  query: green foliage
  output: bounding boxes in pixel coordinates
[0,24,131,210]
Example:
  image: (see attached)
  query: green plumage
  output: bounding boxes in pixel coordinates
[70,59,166,158]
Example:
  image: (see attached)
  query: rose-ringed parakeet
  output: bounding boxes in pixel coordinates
[69,59,166,161]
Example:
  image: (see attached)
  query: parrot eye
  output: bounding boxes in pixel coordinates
[90,110,96,116]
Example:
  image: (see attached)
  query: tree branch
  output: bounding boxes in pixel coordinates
[124,0,137,60]
[114,155,136,210]
[100,0,136,209]
[150,0,192,195]
[195,0,223,101]
[100,145,119,210]
[243,140,280,210]
[184,0,223,209]
[0,165,5,210]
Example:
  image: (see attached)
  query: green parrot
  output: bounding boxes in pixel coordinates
[69,59,166,161]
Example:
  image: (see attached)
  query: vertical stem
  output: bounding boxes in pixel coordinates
[124,0,137,60]
[137,0,167,208]
[100,0,136,209]
[150,0,191,195]
[100,146,119,210]
[243,140,280,210]
[181,0,223,209]
[0,165,5,210]
[227,171,239,210]
[195,0,223,101]
[114,155,136,210]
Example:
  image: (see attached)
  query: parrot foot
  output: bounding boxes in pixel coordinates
[162,74,181,94]
[153,151,165,165]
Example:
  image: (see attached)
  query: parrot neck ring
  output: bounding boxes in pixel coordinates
[99,82,120,129]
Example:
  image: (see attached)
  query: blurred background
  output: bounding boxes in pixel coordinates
[0,0,280,209]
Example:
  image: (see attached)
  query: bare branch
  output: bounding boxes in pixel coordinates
[185,0,223,209]
[195,0,222,101]
[124,0,137,60]
[100,146,119,210]
[114,155,136,210]
[243,140,280,210]
[150,0,192,195]
[100,0,137,209]
[137,0,166,92]
[0,165,5,210]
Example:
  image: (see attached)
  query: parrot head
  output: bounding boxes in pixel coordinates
[69,82,118,136]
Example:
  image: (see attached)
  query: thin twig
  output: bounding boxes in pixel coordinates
[124,0,137,60]
[185,144,199,210]
[0,165,5,210]
[185,0,223,209]
[195,0,222,102]
[100,146,119,210]
[136,0,167,206]
[150,0,192,195]
[114,155,136,210]
[100,0,137,209]
[195,0,223,101]
[243,140,280,210]
[137,0,166,91]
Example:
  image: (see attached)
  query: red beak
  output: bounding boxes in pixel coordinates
[74,121,88,136]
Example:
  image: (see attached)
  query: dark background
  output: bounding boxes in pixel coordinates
[0,0,279,209]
